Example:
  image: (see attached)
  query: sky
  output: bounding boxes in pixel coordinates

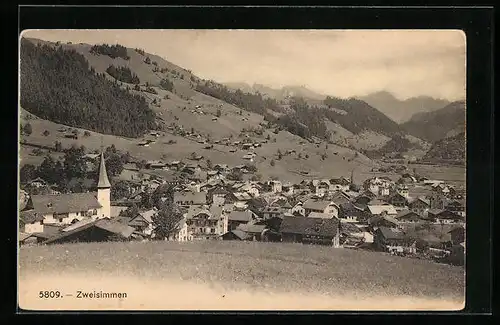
[22,29,466,101]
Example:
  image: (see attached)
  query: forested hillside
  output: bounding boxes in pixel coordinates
[322,96,402,136]
[402,101,466,143]
[20,39,156,138]
[422,132,466,164]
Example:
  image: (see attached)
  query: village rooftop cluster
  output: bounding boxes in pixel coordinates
[19,147,465,266]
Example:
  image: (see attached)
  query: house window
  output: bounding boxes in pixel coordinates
[59,218,63,223]
[39,221,43,225]
[211,228,215,233]
[93,210,98,216]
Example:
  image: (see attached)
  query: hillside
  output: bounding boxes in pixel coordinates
[19,38,379,182]
[322,96,403,137]
[401,101,466,143]
[422,132,466,164]
[358,91,452,124]
[20,39,156,137]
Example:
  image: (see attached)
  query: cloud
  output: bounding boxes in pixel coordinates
[22,29,466,101]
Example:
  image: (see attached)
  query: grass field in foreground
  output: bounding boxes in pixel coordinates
[19,241,464,301]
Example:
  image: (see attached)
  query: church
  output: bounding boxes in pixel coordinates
[20,152,112,234]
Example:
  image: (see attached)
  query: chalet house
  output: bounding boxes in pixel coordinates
[281,182,295,195]
[128,208,157,236]
[20,210,45,234]
[208,187,230,206]
[339,222,366,248]
[338,202,366,223]
[329,191,351,206]
[260,206,283,220]
[167,219,192,242]
[315,180,331,196]
[239,182,261,197]
[329,177,350,192]
[227,210,258,231]
[279,216,341,247]
[394,210,425,223]
[233,223,267,241]
[43,219,134,245]
[365,202,398,218]
[185,205,228,240]
[408,197,431,215]
[291,201,305,216]
[303,199,339,218]
[173,191,207,207]
[386,193,408,208]
[373,227,417,255]
[268,180,282,193]
[396,185,410,199]
[427,209,463,224]
[368,214,400,230]
[445,199,466,217]
[448,226,465,245]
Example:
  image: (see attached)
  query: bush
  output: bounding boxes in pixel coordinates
[42,130,50,136]
[159,79,174,92]
[270,159,275,167]
[83,130,91,137]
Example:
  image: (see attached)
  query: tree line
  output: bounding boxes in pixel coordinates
[20,39,156,138]
[20,144,127,194]
[106,65,140,84]
[90,44,130,60]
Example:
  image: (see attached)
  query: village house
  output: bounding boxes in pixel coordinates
[365,200,398,219]
[291,201,306,216]
[222,223,267,241]
[21,152,111,227]
[408,197,431,216]
[386,192,408,208]
[329,177,351,192]
[281,182,295,195]
[444,199,466,218]
[373,227,417,255]
[303,199,339,218]
[329,191,351,206]
[260,206,283,220]
[338,202,366,223]
[227,209,258,231]
[128,208,157,237]
[394,210,426,224]
[268,180,282,193]
[167,218,192,242]
[427,209,463,224]
[184,205,228,240]
[368,214,400,231]
[279,216,341,247]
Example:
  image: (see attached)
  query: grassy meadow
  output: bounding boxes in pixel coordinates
[19,240,464,310]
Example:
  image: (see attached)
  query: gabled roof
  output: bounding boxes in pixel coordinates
[367,204,397,216]
[303,199,336,211]
[279,216,339,237]
[228,210,256,222]
[139,208,158,223]
[28,193,102,215]
[395,210,422,220]
[308,212,335,219]
[236,223,266,234]
[44,219,134,244]
[377,227,406,240]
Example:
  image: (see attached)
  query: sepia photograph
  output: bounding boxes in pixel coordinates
[18,29,466,311]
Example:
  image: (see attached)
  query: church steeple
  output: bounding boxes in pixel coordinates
[97,151,111,189]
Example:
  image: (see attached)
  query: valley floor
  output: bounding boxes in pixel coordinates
[18,241,465,311]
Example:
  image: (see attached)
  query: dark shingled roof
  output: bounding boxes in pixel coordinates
[377,226,406,240]
[228,210,257,222]
[44,219,134,244]
[29,193,102,215]
[279,216,339,237]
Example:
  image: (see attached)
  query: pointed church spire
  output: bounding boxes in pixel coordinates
[97,151,111,189]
